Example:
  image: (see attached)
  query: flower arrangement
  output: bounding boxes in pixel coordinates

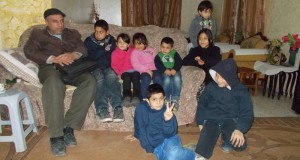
[267,38,282,52]
[282,33,300,51]
[267,38,286,65]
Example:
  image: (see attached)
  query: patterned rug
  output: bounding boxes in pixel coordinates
[178,117,300,160]
[3,117,300,160]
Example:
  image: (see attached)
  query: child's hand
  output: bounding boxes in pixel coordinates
[230,130,245,147]
[197,60,205,65]
[198,125,203,132]
[124,134,137,142]
[194,56,201,61]
[170,69,176,75]
[164,101,174,121]
[147,70,153,78]
[195,56,204,65]
[164,69,171,76]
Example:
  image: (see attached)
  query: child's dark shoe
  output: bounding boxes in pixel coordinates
[122,97,131,107]
[113,107,124,122]
[97,109,113,123]
[131,96,140,107]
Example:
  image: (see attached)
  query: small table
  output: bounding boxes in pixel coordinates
[238,67,260,96]
[254,61,298,99]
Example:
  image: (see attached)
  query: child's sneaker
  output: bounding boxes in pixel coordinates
[195,153,208,160]
[183,143,196,151]
[221,143,233,153]
[122,97,131,107]
[113,107,124,123]
[131,97,140,107]
[97,109,112,123]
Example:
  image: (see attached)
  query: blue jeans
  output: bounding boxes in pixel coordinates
[162,71,182,102]
[92,68,122,112]
[140,70,162,99]
[195,119,248,159]
[154,134,195,160]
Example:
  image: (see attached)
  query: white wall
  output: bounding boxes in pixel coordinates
[52,0,121,25]
[264,0,300,67]
[0,27,2,50]
[180,0,202,34]
[94,0,121,26]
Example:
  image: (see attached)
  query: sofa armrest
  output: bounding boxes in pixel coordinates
[176,66,205,125]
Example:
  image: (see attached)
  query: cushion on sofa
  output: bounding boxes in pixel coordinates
[215,33,230,43]
[240,35,267,49]
[0,49,41,87]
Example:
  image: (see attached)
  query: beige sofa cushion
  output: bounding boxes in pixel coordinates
[240,35,267,49]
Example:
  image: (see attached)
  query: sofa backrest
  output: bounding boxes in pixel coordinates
[18,23,188,58]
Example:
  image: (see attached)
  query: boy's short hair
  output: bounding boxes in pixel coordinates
[117,33,131,44]
[198,0,213,12]
[146,83,165,99]
[197,28,214,46]
[94,19,109,31]
[132,32,148,46]
[161,37,174,47]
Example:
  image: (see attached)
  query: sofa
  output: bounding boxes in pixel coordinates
[0,22,205,131]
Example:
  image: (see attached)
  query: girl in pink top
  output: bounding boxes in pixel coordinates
[111,33,140,107]
[131,33,162,99]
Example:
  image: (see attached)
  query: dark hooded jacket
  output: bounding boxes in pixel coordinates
[196,59,254,133]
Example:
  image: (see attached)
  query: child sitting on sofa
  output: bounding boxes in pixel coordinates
[154,37,183,111]
[131,32,162,100]
[125,83,196,160]
[84,19,124,123]
[182,28,221,101]
[111,33,141,107]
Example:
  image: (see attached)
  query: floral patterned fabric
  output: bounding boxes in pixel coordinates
[2,23,205,131]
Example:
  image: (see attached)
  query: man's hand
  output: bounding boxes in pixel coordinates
[51,52,79,66]
[230,130,245,147]
[164,101,174,121]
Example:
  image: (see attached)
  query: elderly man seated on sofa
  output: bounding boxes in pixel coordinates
[24,8,96,156]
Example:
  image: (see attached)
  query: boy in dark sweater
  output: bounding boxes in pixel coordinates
[195,59,254,159]
[154,37,183,111]
[84,19,123,123]
[126,83,195,160]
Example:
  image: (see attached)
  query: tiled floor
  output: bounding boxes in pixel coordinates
[251,87,299,117]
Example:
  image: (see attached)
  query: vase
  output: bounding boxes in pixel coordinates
[289,47,299,66]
